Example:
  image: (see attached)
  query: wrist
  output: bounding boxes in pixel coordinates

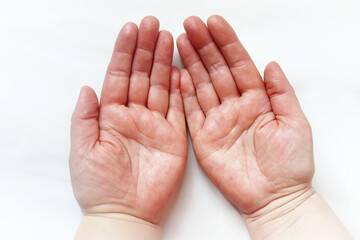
[243,186,314,239]
[243,187,353,240]
[75,213,161,240]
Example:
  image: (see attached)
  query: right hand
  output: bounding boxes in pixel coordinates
[177,15,315,215]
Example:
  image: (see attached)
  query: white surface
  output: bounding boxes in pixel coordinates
[0,0,360,239]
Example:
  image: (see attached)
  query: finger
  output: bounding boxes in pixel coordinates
[167,67,186,135]
[264,61,304,118]
[100,23,138,106]
[207,15,265,94]
[183,16,239,101]
[147,30,173,117]
[71,86,99,152]
[177,33,220,114]
[180,69,205,138]
[128,16,160,106]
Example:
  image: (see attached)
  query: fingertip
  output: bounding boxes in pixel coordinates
[176,33,187,46]
[121,22,138,34]
[159,30,173,40]
[117,23,138,44]
[73,86,99,121]
[172,66,180,77]
[207,14,224,26]
[142,15,159,24]
[183,16,204,31]
[269,60,279,66]
[170,67,180,90]
[179,69,193,96]
[135,15,160,52]
[263,61,305,118]
[72,86,99,150]
[179,67,205,136]
[115,22,138,54]
[78,86,98,105]
[207,15,228,32]
[80,85,92,94]
[176,34,192,55]
[264,61,286,83]
[141,15,160,31]
[176,33,194,58]
[180,68,190,80]
[158,30,174,48]
[265,61,281,72]
[180,68,190,76]
[155,30,174,61]
[183,16,195,27]
[167,66,186,133]
[206,15,237,48]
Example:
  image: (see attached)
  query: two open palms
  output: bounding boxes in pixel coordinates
[69,15,314,224]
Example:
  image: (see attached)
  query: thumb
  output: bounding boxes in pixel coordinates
[264,61,304,119]
[71,86,99,152]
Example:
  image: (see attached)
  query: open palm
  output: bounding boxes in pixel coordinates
[177,16,314,214]
[69,17,187,224]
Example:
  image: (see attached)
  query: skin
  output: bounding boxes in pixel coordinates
[177,15,314,215]
[178,15,353,240]
[69,16,187,226]
[70,15,353,240]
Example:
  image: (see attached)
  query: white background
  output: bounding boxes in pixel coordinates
[0,0,359,239]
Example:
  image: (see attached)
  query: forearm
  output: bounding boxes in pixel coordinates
[243,188,353,240]
[75,213,161,240]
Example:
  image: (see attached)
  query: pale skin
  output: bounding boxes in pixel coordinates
[177,15,353,239]
[69,15,353,239]
[70,16,187,239]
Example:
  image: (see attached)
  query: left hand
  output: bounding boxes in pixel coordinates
[69,16,187,225]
